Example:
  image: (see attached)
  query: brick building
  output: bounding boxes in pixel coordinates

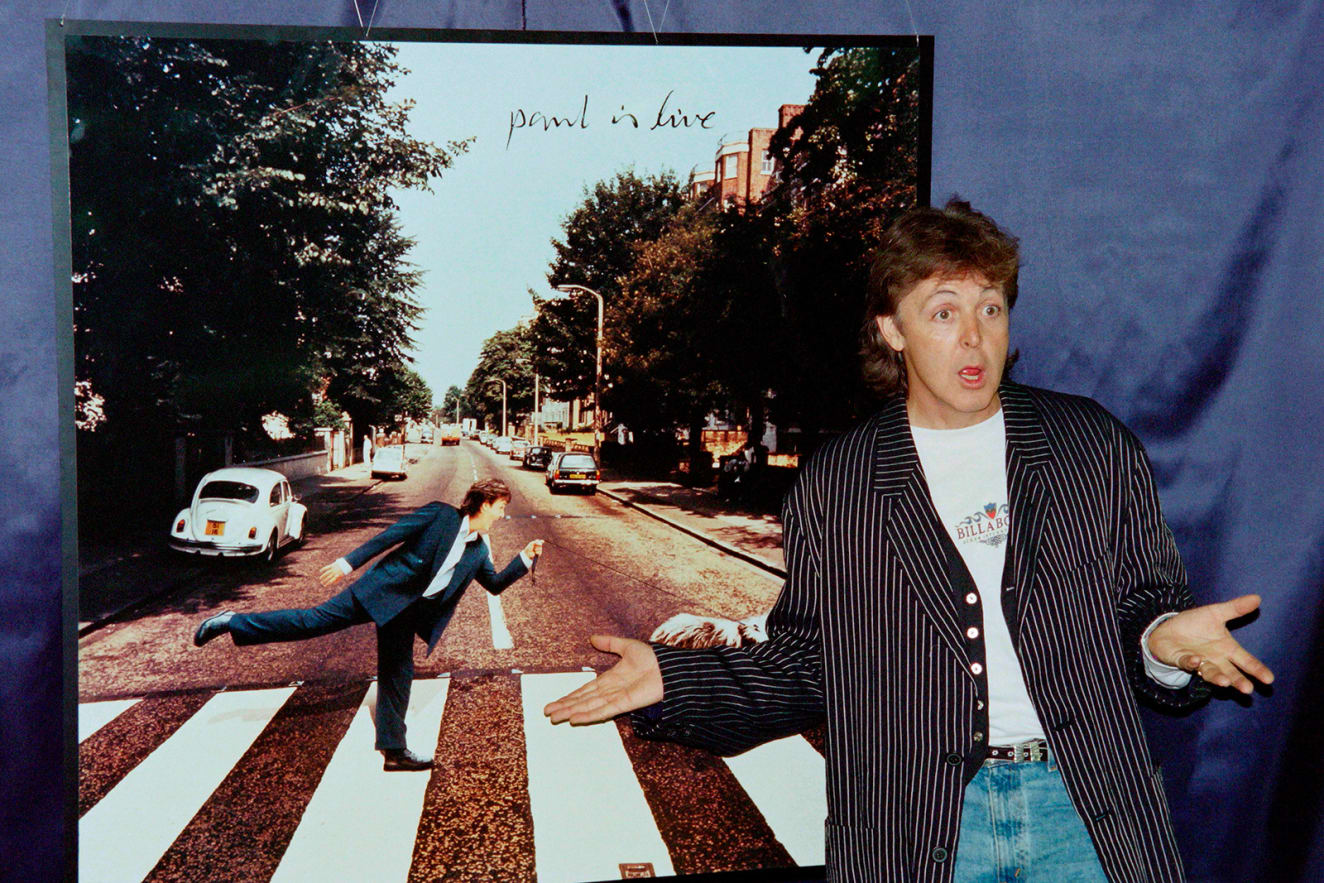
[687,103,804,209]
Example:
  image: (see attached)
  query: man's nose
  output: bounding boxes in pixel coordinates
[960,313,982,347]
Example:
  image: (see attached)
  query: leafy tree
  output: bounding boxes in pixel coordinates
[67,36,466,523]
[759,45,923,436]
[463,327,534,432]
[439,385,465,422]
[384,367,433,424]
[609,204,725,440]
[531,170,685,401]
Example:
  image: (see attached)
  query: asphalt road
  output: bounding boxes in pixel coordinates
[77,441,825,883]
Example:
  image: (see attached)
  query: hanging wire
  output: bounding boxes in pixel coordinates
[641,0,673,45]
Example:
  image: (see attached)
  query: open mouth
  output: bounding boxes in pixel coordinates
[958,366,985,386]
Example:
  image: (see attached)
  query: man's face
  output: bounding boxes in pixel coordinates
[877,273,1009,429]
[471,497,508,532]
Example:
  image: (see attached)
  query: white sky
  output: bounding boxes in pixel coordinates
[383,40,820,399]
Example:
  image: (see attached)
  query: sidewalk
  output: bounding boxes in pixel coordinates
[597,478,786,577]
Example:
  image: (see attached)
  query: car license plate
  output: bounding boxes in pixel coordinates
[568,473,586,479]
[205,520,225,536]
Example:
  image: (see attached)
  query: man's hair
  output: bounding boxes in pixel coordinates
[859,198,1021,398]
[459,478,512,516]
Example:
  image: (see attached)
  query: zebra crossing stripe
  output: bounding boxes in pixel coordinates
[270,678,450,882]
[79,686,294,883]
[722,735,828,866]
[78,697,141,742]
[520,672,676,883]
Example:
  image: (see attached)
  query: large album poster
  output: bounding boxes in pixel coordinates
[62,22,931,882]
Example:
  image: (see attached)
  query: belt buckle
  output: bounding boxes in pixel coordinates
[1015,740,1046,763]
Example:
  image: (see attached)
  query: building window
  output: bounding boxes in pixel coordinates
[761,151,775,174]
[723,154,738,179]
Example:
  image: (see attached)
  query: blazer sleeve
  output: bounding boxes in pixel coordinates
[474,547,528,595]
[343,502,444,571]
[1111,428,1211,710]
[631,467,827,756]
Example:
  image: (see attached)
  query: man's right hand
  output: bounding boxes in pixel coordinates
[318,562,345,587]
[544,635,662,725]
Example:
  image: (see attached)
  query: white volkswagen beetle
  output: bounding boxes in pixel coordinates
[169,467,307,562]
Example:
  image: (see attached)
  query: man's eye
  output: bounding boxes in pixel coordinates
[934,309,951,321]
[983,304,1001,316]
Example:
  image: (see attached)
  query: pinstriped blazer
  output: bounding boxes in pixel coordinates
[633,382,1210,882]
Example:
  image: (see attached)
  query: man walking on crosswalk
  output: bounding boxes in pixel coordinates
[194,478,542,771]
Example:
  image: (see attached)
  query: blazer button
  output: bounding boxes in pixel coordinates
[970,662,984,676]
[946,753,963,766]
[931,847,949,863]
[966,626,980,639]
[965,592,978,605]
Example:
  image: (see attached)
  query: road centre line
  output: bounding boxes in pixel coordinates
[520,672,675,882]
[487,591,514,649]
[79,687,294,883]
[271,679,450,882]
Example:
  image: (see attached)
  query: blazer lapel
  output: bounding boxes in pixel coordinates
[425,507,463,581]
[442,537,485,597]
[871,397,973,669]
[999,384,1054,640]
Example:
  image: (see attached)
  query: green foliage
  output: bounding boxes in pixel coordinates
[68,36,467,454]
[439,385,465,421]
[311,398,349,429]
[532,169,685,400]
[463,326,534,430]
[386,367,433,423]
[609,204,726,433]
[759,45,923,431]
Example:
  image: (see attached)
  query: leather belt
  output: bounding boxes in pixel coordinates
[986,738,1049,763]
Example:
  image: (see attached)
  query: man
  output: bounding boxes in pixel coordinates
[195,478,543,771]
[545,201,1273,881]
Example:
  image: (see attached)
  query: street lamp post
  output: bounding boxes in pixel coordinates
[533,370,540,446]
[554,283,604,463]
[486,378,507,437]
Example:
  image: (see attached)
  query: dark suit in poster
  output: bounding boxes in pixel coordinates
[228,502,527,749]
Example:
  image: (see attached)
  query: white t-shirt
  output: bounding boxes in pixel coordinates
[912,409,1046,744]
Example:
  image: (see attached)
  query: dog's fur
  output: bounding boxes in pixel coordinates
[649,612,769,649]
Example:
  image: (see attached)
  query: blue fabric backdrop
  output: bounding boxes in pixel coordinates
[3,2,1319,881]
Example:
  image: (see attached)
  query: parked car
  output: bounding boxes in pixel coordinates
[479,431,493,447]
[510,439,530,460]
[371,445,408,479]
[420,426,434,444]
[493,436,513,455]
[169,467,307,562]
[523,445,554,470]
[546,451,600,494]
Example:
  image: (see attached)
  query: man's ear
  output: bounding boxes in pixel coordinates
[877,314,905,353]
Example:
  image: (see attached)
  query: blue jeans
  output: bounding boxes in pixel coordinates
[953,750,1109,882]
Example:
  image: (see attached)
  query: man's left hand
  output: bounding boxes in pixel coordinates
[1147,594,1274,694]
[524,539,544,559]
